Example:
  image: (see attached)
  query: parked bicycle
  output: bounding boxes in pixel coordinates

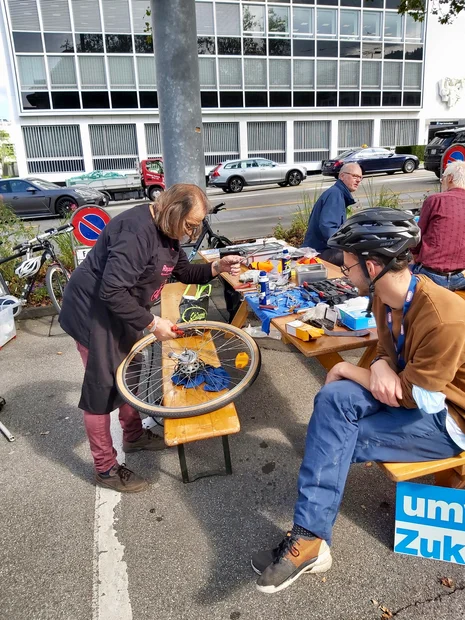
[0,223,73,316]
[182,201,232,260]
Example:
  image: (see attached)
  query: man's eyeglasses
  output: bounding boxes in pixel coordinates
[341,262,360,277]
[341,172,363,181]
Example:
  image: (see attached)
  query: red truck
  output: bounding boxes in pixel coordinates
[140,159,165,201]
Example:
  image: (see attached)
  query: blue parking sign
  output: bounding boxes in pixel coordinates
[395,482,465,565]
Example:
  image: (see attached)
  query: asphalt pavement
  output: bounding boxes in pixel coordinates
[1,281,464,620]
[34,170,439,242]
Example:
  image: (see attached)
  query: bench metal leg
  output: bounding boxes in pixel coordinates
[177,436,234,484]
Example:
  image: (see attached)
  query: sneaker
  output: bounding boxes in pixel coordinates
[256,532,332,594]
[95,464,149,493]
[123,429,166,453]
[251,547,279,575]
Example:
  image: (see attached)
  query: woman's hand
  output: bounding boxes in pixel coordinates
[213,255,243,277]
[370,359,402,407]
[147,316,177,341]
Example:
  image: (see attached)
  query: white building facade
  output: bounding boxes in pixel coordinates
[0,0,464,183]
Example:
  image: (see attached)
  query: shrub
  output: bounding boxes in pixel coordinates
[396,145,425,162]
[273,188,317,247]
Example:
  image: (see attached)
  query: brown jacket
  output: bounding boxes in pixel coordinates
[374,275,465,432]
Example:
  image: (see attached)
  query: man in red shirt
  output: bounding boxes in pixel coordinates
[412,161,465,290]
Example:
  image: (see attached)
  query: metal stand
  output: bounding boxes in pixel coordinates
[177,435,233,483]
[0,397,14,442]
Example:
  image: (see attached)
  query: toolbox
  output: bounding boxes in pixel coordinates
[336,299,377,330]
[296,264,328,285]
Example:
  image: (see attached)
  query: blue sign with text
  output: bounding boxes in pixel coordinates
[395,482,465,565]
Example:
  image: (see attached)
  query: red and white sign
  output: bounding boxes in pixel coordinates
[442,144,465,172]
[71,206,111,247]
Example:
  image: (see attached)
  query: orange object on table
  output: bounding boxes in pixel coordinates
[249,260,274,272]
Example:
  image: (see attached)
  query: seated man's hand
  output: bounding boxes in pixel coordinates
[370,359,402,407]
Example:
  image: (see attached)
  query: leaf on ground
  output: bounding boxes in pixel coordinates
[371,599,379,606]
[321,577,327,582]
[380,605,393,618]
[364,461,373,468]
[40,431,50,436]
[439,577,455,588]
[57,351,63,355]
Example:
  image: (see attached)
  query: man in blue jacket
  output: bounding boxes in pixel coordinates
[302,163,362,265]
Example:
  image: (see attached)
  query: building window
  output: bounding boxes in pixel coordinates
[361,91,380,105]
[75,34,104,53]
[339,60,360,89]
[293,39,315,56]
[51,91,81,109]
[268,6,290,36]
[71,0,102,32]
[383,61,402,89]
[294,91,315,107]
[382,91,402,105]
[8,0,40,30]
[218,58,242,89]
[108,57,136,89]
[79,56,107,89]
[244,58,267,89]
[361,61,381,88]
[89,123,138,170]
[102,0,131,33]
[293,7,314,36]
[243,5,266,35]
[134,35,153,53]
[82,91,110,108]
[340,10,360,37]
[317,59,337,88]
[338,120,373,150]
[217,37,241,55]
[39,0,72,31]
[198,57,217,89]
[198,37,216,55]
[362,11,382,38]
[384,12,403,39]
[17,56,47,91]
[145,123,161,156]
[48,56,78,90]
[44,33,74,53]
[245,92,268,107]
[111,91,138,108]
[404,62,422,90]
[384,43,403,59]
[243,37,266,55]
[403,91,421,106]
[316,92,337,106]
[132,0,149,34]
[204,122,240,165]
[270,91,291,106]
[405,14,423,40]
[405,44,422,60]
[13,32,43,53]
[248,121,286,162]
[196,2,214,35]
[140,92,158,108]
[362,42,382,58]
[339,91,359,106]
[380,119,418,146]
[201,91,218,107]
[219,91,243,107]
[216,3,241,36]
[21,92,51,110]
[105,34,133,53]
[317,9,337,37]
[294,120,330,162]
[22,124,84,173]
[317,41,338,57]
[340,41,360,57]
[293,59,314,89]
[137,57,157,89]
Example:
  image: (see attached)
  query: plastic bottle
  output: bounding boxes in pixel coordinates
[258,271,270,305]
[280,248,291,282]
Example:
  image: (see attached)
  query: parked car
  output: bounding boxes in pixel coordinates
[208,158,307,193]
[321,147,419,178]
[140,158,165,201]
[424,126,465,178]
[0,177,106,218]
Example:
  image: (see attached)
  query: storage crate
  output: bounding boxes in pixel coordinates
[0,306,16,348]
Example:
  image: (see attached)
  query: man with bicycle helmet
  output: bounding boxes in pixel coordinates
[252,208,465,594]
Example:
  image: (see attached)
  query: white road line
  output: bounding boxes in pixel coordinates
[92,413,132,620]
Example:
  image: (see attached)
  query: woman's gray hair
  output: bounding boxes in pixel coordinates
[443,161,465,189]
[152,183,209,239]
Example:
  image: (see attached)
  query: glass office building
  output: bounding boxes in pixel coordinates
[0,0,454,180]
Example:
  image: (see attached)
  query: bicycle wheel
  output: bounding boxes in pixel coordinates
[45,264,69,313]
[208,235,232,249]
[116,321,261,418]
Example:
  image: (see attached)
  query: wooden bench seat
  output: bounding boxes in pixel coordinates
[160,282,240,483]
[378,452,465,488]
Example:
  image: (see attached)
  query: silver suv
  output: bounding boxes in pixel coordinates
[208,158,307,193]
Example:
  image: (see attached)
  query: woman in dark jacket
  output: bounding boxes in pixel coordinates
[60,184,241,492]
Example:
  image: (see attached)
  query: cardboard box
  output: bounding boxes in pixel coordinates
[336,300,377,330]
[286,320,324,341]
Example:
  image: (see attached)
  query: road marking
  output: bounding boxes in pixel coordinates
[92,413,132,620]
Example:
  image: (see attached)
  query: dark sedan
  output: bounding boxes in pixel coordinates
[321,148,419,178]
[0,177,106,218]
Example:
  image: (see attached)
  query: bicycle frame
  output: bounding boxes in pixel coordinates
[183,202,229,261]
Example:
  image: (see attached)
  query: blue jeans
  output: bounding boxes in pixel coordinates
[412,264,465,291]
[294,381,462,544]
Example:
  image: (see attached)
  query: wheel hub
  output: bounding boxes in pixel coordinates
[169,348,205,376]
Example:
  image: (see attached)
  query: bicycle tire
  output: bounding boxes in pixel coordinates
[116,321,261,418]
[208,235,232,249]
[45,264,69,314]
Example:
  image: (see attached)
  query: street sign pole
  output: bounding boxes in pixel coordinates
[150,0,206,191]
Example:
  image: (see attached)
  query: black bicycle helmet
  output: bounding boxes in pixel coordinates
[327,208,420,257]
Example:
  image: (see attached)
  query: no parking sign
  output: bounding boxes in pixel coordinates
[70,206,111,267]
[442,144,465,172]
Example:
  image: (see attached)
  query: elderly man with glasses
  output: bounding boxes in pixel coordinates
[302,163,363,266]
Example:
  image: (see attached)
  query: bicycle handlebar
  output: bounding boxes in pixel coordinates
[12,223,74,251]
[211,202,226,214]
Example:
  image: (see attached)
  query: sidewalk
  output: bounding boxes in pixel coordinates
[1,283,464,620]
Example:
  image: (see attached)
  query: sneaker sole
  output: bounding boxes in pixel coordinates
[95,478,149,493]
[256,544,332,594]
[251,559,268,576]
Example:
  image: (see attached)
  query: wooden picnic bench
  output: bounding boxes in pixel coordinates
[160,281,240,483]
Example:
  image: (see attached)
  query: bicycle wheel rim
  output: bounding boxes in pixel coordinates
[46,265,68,313]
[116,321,261,418]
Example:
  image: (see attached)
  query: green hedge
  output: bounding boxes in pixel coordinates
[395,145,425,162]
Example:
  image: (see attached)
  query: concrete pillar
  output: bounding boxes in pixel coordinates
[136,121,148,162]
[80,122,94,173]
[286,119,294,164]
[239,120,248,159]
[150,0,205,190]
[373,117,381,147]
[330,118,338,158]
